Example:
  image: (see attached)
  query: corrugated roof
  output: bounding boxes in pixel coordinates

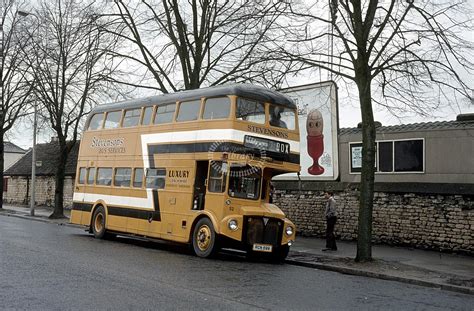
[5,141,80,177]
[340,120,474,135]
[4,142,27,154]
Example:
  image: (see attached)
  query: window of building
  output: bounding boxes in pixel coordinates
[176,100,201,122]
[114,168,132,187]
[146,168,166,189]
[122,109,141,127]
[269,104,296,130]
[394,140,424,172]
[208,161,227,193]
[350,143,364,173]
[378,141,393,172]
[87,168,96,185]
[236,98,265,124]
[142,107,153,125]
[154,103,176,124]
[88,113,103,130]
[350,139,424,174]
[133,168,144,188]
[203,97,230,120]
[96,168,113,186]
[104,111,122,129]
[78,167,86,184]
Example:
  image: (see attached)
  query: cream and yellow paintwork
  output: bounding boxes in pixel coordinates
[71,95,298,247]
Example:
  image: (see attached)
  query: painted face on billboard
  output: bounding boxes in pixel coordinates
[306,109,323,136]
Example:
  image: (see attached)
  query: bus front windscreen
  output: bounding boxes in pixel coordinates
[228,165,262,200]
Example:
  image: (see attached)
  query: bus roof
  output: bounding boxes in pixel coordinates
[91,84,296,114]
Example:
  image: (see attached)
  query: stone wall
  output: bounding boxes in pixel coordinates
[273,187,473,255]
[4,176,74,208]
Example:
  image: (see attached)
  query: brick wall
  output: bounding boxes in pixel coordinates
[4,176,74,208]
[274,188,474,255]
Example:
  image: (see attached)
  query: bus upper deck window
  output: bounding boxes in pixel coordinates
[154,103,176,124]
[88,113,103,130]
[203,97,230,120]
[142,107,153,125]
[269,105,296,130]
[104,111,122,129]
[176,100,201,122]
[122,109,141,127]
[236,98,265,124]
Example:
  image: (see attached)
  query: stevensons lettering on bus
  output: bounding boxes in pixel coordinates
[91,136,126,154]
[71,84,299,261]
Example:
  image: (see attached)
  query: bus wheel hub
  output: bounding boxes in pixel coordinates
[197,225,211,251]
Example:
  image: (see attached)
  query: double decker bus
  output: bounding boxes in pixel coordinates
[71,84,299,260]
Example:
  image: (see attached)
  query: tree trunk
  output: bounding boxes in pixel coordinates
[355,76,376,262]
[0,129,4,209]
[49,142,69,219]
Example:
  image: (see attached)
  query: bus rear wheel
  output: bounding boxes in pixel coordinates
[192,218,218,258]
[91,206,108,239]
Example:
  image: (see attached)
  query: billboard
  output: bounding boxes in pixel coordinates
[275,81,339,180]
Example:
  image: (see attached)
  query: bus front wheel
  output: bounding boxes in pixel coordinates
[192,218,218,258]
[91,206,108,239]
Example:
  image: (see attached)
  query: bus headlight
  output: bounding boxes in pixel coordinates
[285,226,294,236]
[228,219,238,231]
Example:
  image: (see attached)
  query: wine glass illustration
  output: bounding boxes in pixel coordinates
[306,109,325,175]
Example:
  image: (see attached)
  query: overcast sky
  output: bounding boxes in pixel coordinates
[7,0,474,150]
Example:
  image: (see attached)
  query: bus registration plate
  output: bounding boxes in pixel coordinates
[252,244,273,252]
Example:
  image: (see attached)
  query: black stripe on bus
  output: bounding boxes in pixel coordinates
[108,206,160,221]
[147,145,162,221]
[148,142,300,164]
[72,202,160,222]
[72,202,93,212]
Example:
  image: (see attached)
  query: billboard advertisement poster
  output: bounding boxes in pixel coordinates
[275,81,339,180]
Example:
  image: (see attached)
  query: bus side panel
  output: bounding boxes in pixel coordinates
[70,208,82,225]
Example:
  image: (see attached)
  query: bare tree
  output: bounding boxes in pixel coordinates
[24,0,120,218]
[280,0,473,261]
[103,0,295,92]
[0,0,35,208]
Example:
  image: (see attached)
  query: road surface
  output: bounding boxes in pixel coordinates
[0,215,472,310]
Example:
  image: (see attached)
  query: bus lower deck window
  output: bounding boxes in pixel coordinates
[87,168,96,185]
[146,168,166,189]
[114,168,132,187]
[133,168,144,188]
[78,168,86,184]
[97,168,113,186]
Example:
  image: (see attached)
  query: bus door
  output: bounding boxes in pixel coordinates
[204,161,228,218]
[193,161,209,210]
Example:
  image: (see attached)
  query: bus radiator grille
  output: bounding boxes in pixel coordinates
[244,217,283,247]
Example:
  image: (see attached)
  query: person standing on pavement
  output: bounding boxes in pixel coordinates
[323,191,337,251]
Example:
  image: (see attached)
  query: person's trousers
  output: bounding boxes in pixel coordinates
[326,216,337,250]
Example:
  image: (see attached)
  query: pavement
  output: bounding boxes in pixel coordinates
[1,203,473,295]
